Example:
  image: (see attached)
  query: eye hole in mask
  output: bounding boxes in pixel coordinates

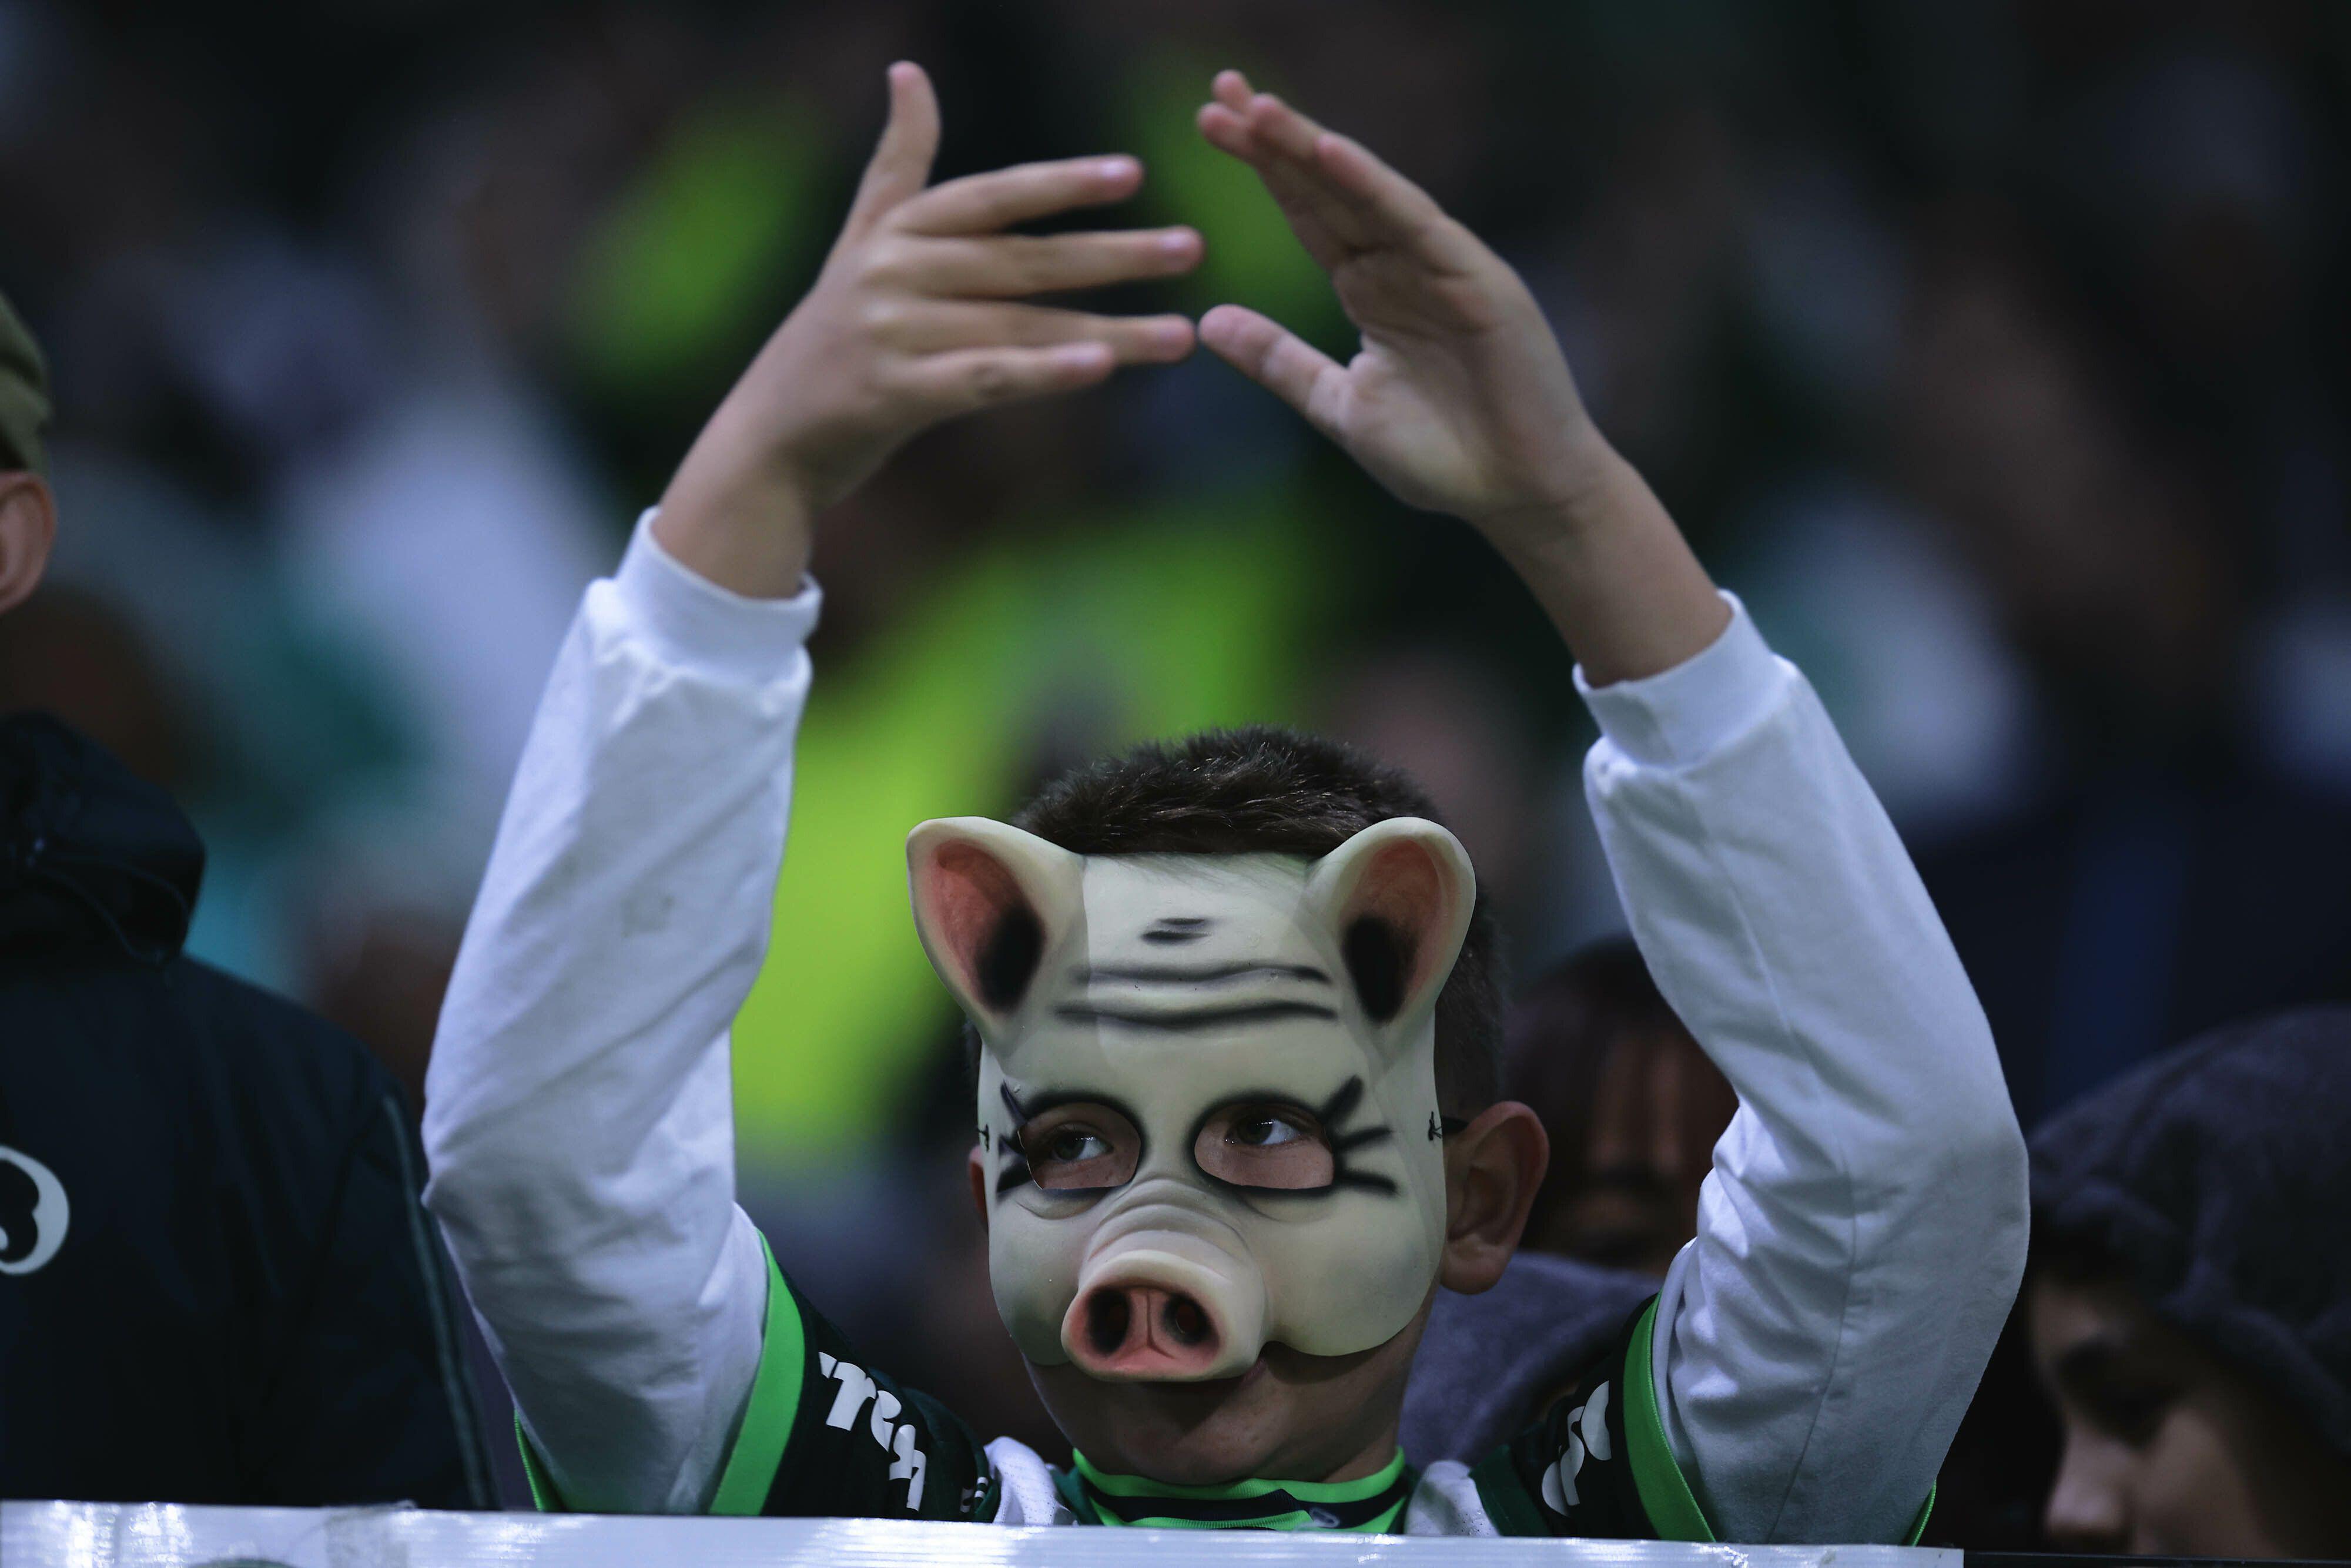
[1193,1101,1337,1190]
[1018,1103,1143,1191]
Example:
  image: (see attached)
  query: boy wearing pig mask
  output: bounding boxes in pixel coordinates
[423,65,2026,1540]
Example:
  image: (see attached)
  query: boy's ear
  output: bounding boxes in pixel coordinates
[1304,817,1476,1030]
[907,817,1084,1027]
[1439,1101,1548,1294]
[966,1144,990,1231]
[0,471,58,617]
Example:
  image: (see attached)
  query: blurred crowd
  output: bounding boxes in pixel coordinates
[4,0,2349,1546]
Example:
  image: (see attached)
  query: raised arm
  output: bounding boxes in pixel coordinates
[1197,73,2027,1542]
[421,63,1201,1514]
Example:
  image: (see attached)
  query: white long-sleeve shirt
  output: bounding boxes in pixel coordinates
[422,514,2026,1539]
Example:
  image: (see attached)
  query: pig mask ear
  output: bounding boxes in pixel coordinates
[908,817,1085,1027]
[1304,817,1476,1034]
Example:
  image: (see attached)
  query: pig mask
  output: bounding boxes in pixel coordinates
[907,816,1475,1383]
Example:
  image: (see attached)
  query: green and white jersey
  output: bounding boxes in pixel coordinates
[519,1240,1930,1539]
[435,522,2021,1541]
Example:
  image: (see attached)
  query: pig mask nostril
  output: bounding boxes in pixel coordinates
[1085,1290,1131,1355]
[1163,1294,1209,1346]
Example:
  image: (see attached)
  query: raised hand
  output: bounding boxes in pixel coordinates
[1196,71,1725,684]
[658,63,1203,598]
[1194,72,1604,540]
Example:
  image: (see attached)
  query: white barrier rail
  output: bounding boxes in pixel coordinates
[2,1502,1960,1568]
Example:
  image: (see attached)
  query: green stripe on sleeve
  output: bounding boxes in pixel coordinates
[515,1414,562,1511]
[1905,1484,1938,1545]
[511,1236,806,1517]
[1625,1298,1938,1545]
[708,1235,808,1515]
[1622,1299,1717,1542]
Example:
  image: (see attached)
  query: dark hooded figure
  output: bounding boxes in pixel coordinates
[0,291,488,1506]
[2027,1006,2351,1555]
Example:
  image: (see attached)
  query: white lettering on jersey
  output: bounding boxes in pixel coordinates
[821,1357,880,1431]
[869,1389,903,1448]
[1540,1381,1612,1515]
[1581,1380,1613,1461]
[889,1421,929,1510]
[815,1353,931,1512]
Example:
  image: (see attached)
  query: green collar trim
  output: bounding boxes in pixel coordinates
[1069,1449,1413,1530]
[1073,1448,1408,1502]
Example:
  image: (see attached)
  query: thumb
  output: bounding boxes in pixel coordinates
[1200,304,1347,440]
[846,62,940,233]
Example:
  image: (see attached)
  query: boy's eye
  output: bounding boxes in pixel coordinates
[1045,1128,1108,1162]
[1231,1115,1304,1148]
[1194,1102,1334,1190]
[1017,1104,1140,1192]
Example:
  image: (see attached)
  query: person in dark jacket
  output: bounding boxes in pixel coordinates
[0,289,489,1506]
[2027,1006,2351,1556]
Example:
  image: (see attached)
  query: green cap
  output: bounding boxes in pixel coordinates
[0,289,51,474]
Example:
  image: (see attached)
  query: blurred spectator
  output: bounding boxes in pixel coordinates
[1323,644,1543,937]
[1894,224,2351,1124]
[2025,1006,2351,1555]
[1503,940,1737,1277]
[0,292,489,1506]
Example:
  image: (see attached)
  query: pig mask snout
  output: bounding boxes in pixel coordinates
[1059,1205,1270,1382]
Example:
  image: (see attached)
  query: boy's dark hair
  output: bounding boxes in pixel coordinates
[979,724,1504,1116]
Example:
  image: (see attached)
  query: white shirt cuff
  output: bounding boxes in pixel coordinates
[612,507,822,682]
[1573,592,1784,769]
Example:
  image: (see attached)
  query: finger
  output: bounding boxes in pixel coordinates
[1239,89,1332,167]
[1308,128,1457,248]
[1197,96,1365,267]
[899,227,1202,297]
[845,62,941,234]
[1198,303,1346,437]
[893,341,1118,418]
[895,154,1142,236]
[1246,92,1453,249]
[1211,68,1254,112]
[878,301,1194,363]
[1197,101,1293,174]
